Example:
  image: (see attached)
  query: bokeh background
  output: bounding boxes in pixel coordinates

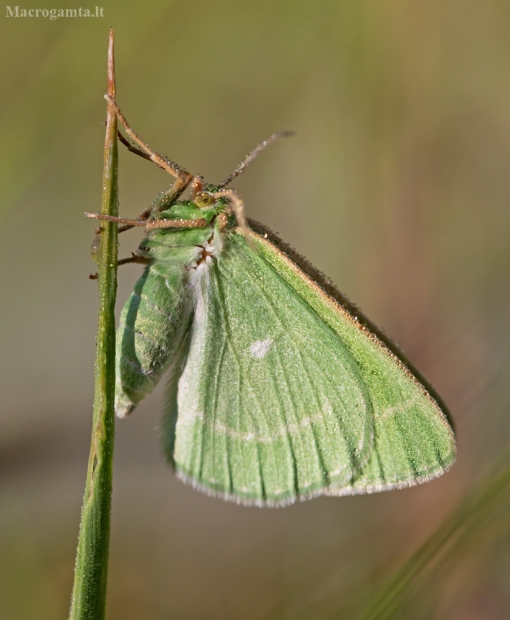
[2,1,510,618]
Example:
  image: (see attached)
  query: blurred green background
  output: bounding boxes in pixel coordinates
[1,1,510,618]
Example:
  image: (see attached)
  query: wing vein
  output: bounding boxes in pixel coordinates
[213,264,270,499]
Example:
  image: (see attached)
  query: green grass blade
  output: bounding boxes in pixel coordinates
[356,449,510,620]
[69,30,118,620]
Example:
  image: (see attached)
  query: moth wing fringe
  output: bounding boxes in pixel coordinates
[174,459,454,508]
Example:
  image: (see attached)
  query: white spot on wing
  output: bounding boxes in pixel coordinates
[249,339,272,359]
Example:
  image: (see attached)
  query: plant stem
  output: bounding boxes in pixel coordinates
[69,29,118,620]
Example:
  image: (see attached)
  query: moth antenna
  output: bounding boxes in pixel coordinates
[217,131,294,189]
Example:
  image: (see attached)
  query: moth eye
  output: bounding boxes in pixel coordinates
[195,192,214,208]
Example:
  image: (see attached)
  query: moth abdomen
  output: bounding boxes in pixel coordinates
[115,265,192,417]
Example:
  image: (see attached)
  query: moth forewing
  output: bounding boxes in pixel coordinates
[156,224,454,506]
[106,108,455,506]
[248,228,456,494]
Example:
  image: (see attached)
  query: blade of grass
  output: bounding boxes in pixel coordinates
[69,29,118,620]
[356,449,510,620]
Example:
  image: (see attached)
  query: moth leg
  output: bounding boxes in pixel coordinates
[105,94,193,197]
[90,213,151,243]
[108,96,203,223]
[89,254,151,280]
[116,130,185,224]
[118,254,151,266]
[88,214,150,263]
[85,213,150,227]
[118,188,195,234]
[118,207,152,233]
[117,130,151,162]
[85,211,207,230]
[209,188,250,239]
[145,218,207,230]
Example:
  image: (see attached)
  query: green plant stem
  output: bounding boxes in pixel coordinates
[357,450,510,620]
[69,29,118,620]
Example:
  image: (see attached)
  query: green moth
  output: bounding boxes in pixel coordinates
[88,96,456,507]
